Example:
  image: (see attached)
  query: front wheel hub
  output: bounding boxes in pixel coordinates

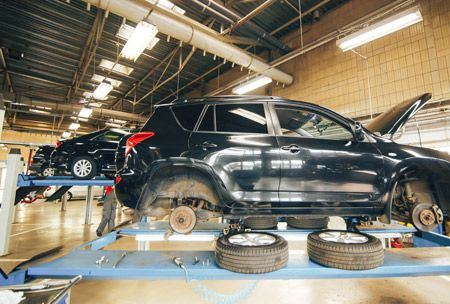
[411,202,443,232]
[169,205,197,234]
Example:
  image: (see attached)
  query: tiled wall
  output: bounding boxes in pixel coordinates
[273,0,450,118]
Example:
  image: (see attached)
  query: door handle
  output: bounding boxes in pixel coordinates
[197,141,218,149]
[281,144,303,154]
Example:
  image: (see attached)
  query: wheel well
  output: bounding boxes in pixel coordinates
[135,166,223,217]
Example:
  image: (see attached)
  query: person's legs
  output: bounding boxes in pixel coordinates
[96,196,113,236]
[107,200,118,232]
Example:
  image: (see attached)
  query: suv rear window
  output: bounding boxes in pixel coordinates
[172,104,204,131]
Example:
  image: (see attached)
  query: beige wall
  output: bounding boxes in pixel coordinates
[273,0,450,118]
[0,130,57,162]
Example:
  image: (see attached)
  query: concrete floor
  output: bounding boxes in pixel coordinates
[1,199,450,304]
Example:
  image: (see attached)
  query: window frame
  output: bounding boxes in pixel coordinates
[170,103,206,132]
[193,102,275,135]
[269,103,356,141]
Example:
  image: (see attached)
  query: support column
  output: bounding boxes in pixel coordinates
[0,149,22,256]
[84,186,94,225]
[61,188,67,212]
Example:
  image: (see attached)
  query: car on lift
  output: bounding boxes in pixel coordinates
[50,128,130,179]
[29,145,56,176]
[115,93,449,236]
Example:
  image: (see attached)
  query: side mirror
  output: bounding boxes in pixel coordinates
[354,122,365,141]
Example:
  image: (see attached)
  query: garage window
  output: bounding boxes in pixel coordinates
[172,104,204,131]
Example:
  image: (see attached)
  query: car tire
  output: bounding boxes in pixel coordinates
[215,232,289,274]
[71,156,97,180]
[286,216,329,229]
[307,230,384,270]
[243,217,278,229]
[41,167,55,177]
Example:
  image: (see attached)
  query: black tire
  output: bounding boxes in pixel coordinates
[70,156,97,180]
[286,216,329,229]
[307,230,384,270]
[215,232,289,274]
[244,217,278,229]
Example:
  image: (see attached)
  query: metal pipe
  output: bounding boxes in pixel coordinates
[83,0,293,85]
[85,186,94,225]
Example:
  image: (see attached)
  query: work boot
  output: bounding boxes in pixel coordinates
[96,230,102,237]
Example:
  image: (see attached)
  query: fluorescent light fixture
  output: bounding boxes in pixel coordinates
[78,107,93,118]
[232,75,272,95]
[36,105,52,110]
[117,23,161,52]
[105,122,121,128]
[93,81,113,100]
[62,131,71,138]
[120,21,159,61]
[91,74,122,87]
[229,108,267,125]
[29,108,51,115]
[146,0,186,14]
[69,123,80,130]
[71,116,88,122]
[109,118,127,124]
[99,59,134,76]
[337,6,423,52]
[82,92,93,99]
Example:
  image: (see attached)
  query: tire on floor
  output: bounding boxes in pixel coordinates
[307,230,384,270]
[286,216,329,229]
[215,232,289,274]
[243,217,278,229]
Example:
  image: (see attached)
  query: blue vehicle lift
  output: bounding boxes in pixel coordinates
[15,174,114,225]
[1,221,450,286]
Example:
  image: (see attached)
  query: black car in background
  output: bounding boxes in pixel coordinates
[29,145,55,176]
[51,128,130,179]
[116,94,450,234]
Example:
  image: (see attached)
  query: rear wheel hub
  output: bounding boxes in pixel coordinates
[169,205,197,234]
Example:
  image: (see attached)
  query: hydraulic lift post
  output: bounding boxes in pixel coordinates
[84,186,94,225]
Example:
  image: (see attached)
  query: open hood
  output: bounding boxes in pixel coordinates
[365,93,431,136]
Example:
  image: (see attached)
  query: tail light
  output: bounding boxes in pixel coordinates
[125,132,155,156]
[115,175,122,184]
[55,141,62,149]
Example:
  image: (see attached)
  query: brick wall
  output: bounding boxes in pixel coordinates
[273,0,450,118]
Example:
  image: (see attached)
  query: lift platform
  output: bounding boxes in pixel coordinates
[15,174,114,224]
[2,222,450,285]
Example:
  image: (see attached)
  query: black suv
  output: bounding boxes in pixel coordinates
[116,94,450,233]
[51,128,130,179]
[29,145,55,176]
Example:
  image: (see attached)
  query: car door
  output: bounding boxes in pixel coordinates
[270,103,385,215]
[91,131,124,172]
[188,102,280,213]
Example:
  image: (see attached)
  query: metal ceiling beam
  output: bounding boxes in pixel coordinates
[2,91,148,123]
[189,0,291,52]
[270,0,332,36]
[222,0,277,35]
[0,48,14,93]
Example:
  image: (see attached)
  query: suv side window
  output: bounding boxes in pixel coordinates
[95,131,123,142]
[172,104,204,131]
[275,106,353,141]
[215,104,268,133]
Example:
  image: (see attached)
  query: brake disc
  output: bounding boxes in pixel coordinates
[169,205,197,234]
[411,202,440,232]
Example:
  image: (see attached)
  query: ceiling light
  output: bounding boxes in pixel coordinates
[71,116,88,122]
[78,107,93,118]
[29,108,51,115]
[337,6,423,52]
[146,0,186,14]
[229,108,267,125]
[62,131,71,138]
[82,92,93,99]
[69,123,80,130]
[91,74,122,87]
[93,81,113,100]
[117,24,161,52]
[105,122,121,128]
[232,75,272,95]
[99,59,134,75]
[120,21,159,61]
